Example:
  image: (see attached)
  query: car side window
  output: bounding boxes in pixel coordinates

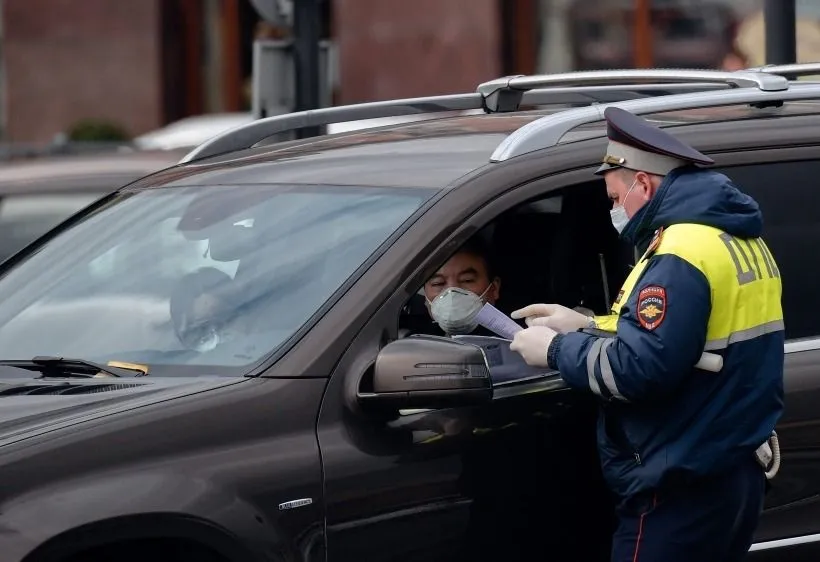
[714,160,819,340]
[396,177,630,384]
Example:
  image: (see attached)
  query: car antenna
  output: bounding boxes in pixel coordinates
[598,253,611,310]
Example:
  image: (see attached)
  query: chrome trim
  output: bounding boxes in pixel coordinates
[328,498,473,532]
[785,338,820,354]
[747,62,820,78]
[182,77,743,163]
[399,408,435,416]
[749,532,820,551]
[491,373,567,399]
[490,82,820,162]
[477,69,788,97]
[397,373,567,416]
[279,498,313,510]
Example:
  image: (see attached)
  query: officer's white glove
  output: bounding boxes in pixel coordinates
[510,325,558,367]
[511,303,593,334]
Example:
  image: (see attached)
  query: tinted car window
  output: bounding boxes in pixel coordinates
[715,160,819,341]
[0,184,434,374]
[0,192,103,262]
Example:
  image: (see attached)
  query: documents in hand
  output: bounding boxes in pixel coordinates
[474,303,524,340]
[452,334,553,382]
[455,304,555,383]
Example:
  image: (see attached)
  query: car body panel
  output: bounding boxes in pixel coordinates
[1,377,326,562]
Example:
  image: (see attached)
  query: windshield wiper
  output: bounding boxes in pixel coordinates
[0,356,148,378]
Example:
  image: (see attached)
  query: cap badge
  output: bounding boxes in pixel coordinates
[603,155,626,166]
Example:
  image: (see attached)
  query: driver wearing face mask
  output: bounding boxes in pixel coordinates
[170,267,241,353]
[421,238,501,337]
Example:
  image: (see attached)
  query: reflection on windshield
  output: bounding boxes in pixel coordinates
[0,184,433,373]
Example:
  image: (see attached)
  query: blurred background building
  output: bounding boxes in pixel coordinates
[1,0,818,144]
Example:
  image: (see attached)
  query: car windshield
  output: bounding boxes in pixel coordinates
[0,183,434,375]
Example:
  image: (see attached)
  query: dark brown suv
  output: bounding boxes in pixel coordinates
[1,66,819,562]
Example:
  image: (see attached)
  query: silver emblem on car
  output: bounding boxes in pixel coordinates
[279,498,313,510]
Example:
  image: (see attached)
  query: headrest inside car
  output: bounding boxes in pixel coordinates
[208,224,257,262]
[178,189,279,240]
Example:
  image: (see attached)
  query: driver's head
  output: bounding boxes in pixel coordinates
[170,267,236,352]
[423,238,500,307]
[422,238,500,335]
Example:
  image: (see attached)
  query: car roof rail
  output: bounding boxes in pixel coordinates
[180,92,485,163]
[180,84,728,164]
[746,62,820,79]
[490,82,820,162]
[477,69,789,112]
[180,70,780,164]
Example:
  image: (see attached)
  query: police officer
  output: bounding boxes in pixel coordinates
[509,106,784,562]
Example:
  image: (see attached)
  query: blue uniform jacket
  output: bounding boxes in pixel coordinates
[548,167,785,501]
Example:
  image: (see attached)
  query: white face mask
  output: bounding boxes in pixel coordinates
[180,317,239,352]
[179,320,221,352]
[428,284,491,335]
[610,177,639,234]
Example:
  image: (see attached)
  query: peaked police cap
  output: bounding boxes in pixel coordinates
[595,106,715,176]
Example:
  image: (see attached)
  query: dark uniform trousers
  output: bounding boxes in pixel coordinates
[611,457,765,562]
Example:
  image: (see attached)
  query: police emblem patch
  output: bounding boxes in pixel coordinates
[637,285,666,330]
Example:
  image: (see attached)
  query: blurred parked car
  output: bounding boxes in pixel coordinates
[133,112,461,151]
[133,113,255,151]
[0,149,184,262]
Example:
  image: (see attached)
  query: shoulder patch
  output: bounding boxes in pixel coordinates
[637,285,666,330]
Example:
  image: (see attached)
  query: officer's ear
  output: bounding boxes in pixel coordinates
[635,171,659,200]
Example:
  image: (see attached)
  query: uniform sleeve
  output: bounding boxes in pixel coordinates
[550,254,711,403]
[592,314,618,333]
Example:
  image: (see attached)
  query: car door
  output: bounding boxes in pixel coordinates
[704,152,820,560]
[317,315,611,562]
[316,169,621,562]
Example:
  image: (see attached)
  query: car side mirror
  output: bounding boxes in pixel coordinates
[358,335,493,411]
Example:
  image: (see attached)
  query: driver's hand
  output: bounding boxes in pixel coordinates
[511,303,593,334]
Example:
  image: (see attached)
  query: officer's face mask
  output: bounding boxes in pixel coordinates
[428,284,492,335]
[610,177,639,234]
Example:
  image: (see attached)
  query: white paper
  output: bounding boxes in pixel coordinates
[474,303,523,340]
[453,334,555,382]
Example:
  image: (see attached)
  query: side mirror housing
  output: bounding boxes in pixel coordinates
[359,335,492,410]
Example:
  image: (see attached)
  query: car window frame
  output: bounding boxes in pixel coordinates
[317,167,595,405]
